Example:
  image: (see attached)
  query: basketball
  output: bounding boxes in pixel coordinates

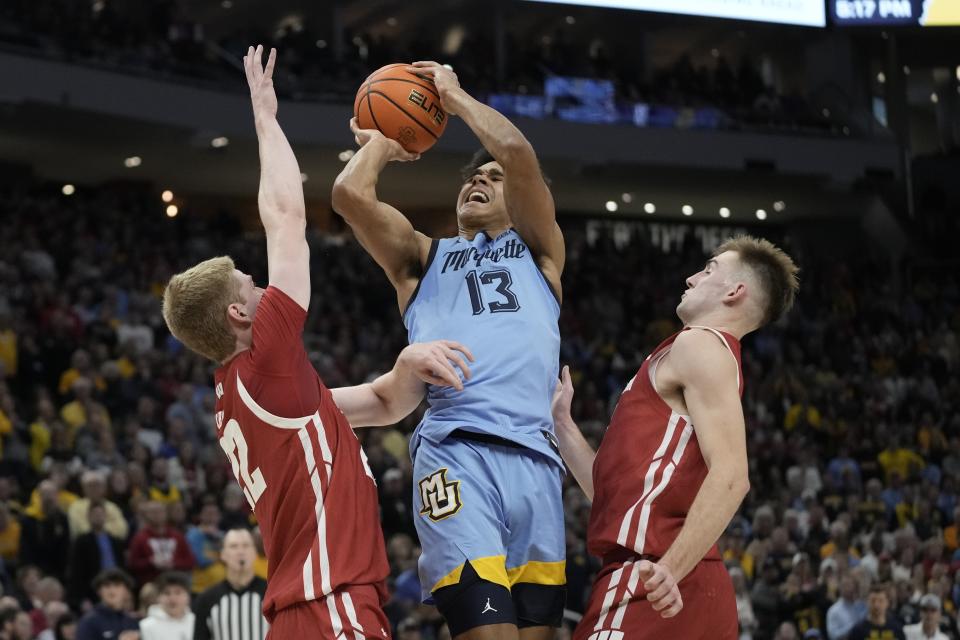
[354,63,448,154]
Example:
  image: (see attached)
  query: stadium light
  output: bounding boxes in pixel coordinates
[300,173,309,183]
[338,150,355,162]
[605,201,618,213]
[62,184,75,196]
[124,156,141,168]
[211,136,229,148]
[756,209,767,220]
[773,201,786,212]
[931,93,939,104]
[161,190,174,203]
[565,15,576,24]
[681,205,693,216]
[166,205,179,218]
[644,203,656,214]
[719,207,731,218]
[621,193,633,204]
[877,72,886,84]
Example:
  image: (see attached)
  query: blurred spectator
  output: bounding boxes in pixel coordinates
[826,574,866,640]
[75,570,139,640]
[903,593,949,639]
[67,503,125,609]
[139,571,194,640]
[66,470,128,539]
[127,501,194,587]
[185,501,225,594]
[848,584,904,640]
[19,481,69,578]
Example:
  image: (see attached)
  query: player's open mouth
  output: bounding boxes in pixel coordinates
[465,190,490,204]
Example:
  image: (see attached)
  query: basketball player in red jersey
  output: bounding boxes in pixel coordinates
[162,46,475,639]
[553,236,799,640]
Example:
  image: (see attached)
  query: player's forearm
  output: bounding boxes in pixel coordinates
[659,467,749,581]
[555,415,596,500]
[331,137,393,216]
[332,359,426,428]
[254,115,305,229]
[449,91,536,167]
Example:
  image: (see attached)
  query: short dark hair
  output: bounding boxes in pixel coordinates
[93,569,134,593]
[459,148,551,185]
[869,582,889,595]
[460,149,496,182]
[714,235,799,326]
[154,571,191,593]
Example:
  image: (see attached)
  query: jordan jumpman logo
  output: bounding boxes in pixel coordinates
[482,597,498,614]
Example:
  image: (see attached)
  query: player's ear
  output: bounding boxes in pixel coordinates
[724,282,747,306]
[226,303,252,329]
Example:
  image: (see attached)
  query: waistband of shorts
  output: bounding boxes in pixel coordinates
[601,550,725,567]
[448,428,526,449]
[601,550,659,566]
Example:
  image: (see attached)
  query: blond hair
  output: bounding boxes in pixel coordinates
[714,235,799,325]
[162,256,241,362]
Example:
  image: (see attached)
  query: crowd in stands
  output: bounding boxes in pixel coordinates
[0,182,957,640]
[0,0,835,134]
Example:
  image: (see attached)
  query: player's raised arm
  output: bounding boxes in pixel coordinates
[655,329,750,590]
[410,61,565,282]
[552,366,596,500]
[331,120,432,311]
[244,45,310,310]
[331,341,474,427]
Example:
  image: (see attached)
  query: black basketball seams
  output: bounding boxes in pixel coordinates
[367,90,440,141]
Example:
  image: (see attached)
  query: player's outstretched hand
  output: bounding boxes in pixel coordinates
[406,61,466,116]
[349,117,420,162]
[401,341,475,391]
[243,44,278,121]
[638,560,683,618]
[551,365,575,427]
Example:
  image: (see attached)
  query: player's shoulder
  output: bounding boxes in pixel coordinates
[669,328,739,376]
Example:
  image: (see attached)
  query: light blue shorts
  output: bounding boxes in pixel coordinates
[412,433,567,602]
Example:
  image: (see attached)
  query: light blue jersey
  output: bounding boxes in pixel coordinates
[404,229,562,467]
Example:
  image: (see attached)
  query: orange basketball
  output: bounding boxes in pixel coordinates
[354,63,448,154]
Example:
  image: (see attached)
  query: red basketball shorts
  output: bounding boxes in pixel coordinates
[268,585,391,639]
[575,559,738,640]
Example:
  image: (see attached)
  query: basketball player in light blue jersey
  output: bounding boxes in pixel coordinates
[332,61,566,640]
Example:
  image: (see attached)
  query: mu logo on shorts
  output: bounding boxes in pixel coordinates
[419,468,462,522]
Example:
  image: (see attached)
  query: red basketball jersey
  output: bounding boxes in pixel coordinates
[213,286,388,622]
[588,326,744,563]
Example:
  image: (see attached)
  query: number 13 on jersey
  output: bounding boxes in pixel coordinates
[220,419,267,509]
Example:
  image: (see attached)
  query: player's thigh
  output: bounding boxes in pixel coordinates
[413,438,510,595]
[504,452,566,629]
[518,625,555,640]
[574,560,737,640]
[267,587,389,639]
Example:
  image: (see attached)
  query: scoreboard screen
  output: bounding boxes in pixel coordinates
[831,0,960,25]
[523,0,827,27]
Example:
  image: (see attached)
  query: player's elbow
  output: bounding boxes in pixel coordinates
[499,134,536,165]
[731,473,750,499]
[331,177,372,218]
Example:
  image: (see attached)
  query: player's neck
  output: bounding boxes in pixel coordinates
[222,337,252,366]
[226,569,254,590]
[458,219,511,241]
[683,310,750,340]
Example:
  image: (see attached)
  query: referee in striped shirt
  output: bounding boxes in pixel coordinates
[193,528,269,640]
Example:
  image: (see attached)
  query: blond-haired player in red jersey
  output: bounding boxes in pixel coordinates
[162,46,475,639]
[552,236,799,640]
